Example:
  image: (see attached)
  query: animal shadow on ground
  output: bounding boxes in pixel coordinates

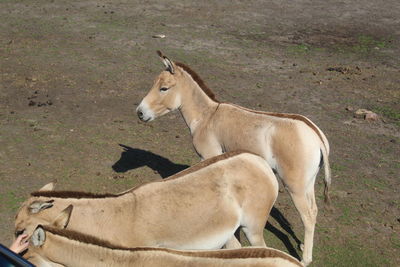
[266,207,302,260]
[112,144,189,178]
[113,144,301,259]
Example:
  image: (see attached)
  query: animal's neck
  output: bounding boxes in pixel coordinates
[178,71,218,134]
[38,194,136,234]
[34,232,302,267]
[37,231,135,266]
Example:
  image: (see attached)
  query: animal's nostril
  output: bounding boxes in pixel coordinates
[137,110,143,119]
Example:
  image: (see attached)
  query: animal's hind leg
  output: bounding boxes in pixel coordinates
[240,200,271,247]
[241,214,268,247]
[289,188,318,266]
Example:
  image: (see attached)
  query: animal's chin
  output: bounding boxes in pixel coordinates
[139,116,153,122]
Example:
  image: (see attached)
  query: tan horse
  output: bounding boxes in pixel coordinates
[136,51,331,266]
[15,152,278,250]
[27,224,303,267]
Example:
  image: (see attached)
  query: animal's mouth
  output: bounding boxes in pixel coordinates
[137,117,151,122]
[137,109,151,122]
[15,229,25,238]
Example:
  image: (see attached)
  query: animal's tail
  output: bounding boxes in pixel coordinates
[320,145,331,205]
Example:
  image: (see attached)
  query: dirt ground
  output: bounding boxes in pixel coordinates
[0,0,399,265]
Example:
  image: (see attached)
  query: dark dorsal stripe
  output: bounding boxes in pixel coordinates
[165,150,249,180]
[30,191,120,199]
[42,225,301,265]
[30,151,249,199]
[175,62,219,103]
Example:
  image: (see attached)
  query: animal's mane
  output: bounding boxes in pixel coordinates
[42,225,301,265]
[30,191,119,199]
[175,62,219,103]
[30,151,248,199]
[165,150,248,180]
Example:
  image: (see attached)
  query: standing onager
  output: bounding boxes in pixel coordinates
[27,224,303,267]
[136,51,331,266]
[15,152,278,250]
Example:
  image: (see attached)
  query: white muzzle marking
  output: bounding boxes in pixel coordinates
[136,100,155,122]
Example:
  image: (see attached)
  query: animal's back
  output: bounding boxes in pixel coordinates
[111,247,303,267]
[209,104,313,157]
[131,152,276,249]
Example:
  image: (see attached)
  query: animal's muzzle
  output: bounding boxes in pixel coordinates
[137,109,144,120]
[136,102,153,122]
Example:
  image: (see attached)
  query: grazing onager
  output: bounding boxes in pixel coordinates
[26,224,303,267]
[136,51,331,266]
[15,152,278,250]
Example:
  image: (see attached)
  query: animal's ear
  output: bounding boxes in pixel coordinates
[119,144,130,152]
[28,200,54,214]
[52,205,73,229]
[38,182,56,192]
[31,226,46,247]
[157,50,175,74]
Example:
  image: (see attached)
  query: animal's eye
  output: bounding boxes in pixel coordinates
[15,229,24,237]
[160,87,169,92]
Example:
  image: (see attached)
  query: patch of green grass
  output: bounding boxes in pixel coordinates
[312,47,326,52]
[287,43,311,54]
[390,234,400,249]
[288,44,326,54]
[318,241,392,266]
[372,105,400,126]
[286,43,328,56]
[345,35,393,54]
[12,136,23,143]
[363,178,388,190]
[56,137,69,146]
[0,191,24,212]
[338,207,352,225]
[393,161,400,169]
[352,35,389,53]
[331,162,346,172]
[332,35,393,56]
